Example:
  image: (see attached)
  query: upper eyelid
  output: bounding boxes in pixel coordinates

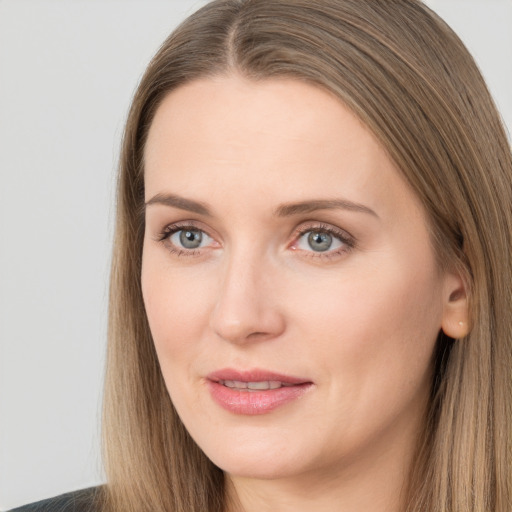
[158,220,351,236]
[159,220,212,236]
[293,222,355,242]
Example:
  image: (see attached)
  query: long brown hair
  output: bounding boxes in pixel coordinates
[102,1,512,511]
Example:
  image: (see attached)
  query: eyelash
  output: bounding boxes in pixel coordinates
[156,221,208,258]
[292,223,355,260]
[156,221,356,260]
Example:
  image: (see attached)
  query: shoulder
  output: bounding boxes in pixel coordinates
[8,487,103,512]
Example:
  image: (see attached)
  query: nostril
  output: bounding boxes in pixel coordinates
[210,312,285,344]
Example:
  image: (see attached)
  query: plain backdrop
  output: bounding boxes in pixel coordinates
[0,0,511,509]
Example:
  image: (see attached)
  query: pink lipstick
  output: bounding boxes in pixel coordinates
[206,369,313,415]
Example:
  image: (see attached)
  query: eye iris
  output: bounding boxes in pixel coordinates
[307,231,332,252]
[179,229,202,249]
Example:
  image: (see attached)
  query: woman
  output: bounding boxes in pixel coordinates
[12,0,511,511]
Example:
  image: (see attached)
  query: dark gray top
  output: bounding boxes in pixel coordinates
[9,487,101,512]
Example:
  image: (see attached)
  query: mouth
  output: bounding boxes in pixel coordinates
[218,380,297,391]
[206,369,313,415]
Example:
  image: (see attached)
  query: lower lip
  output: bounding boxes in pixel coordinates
[207,381,312,415]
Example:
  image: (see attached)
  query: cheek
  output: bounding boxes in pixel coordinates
[291,252,444,389]
[141,256,216,421]
[280,256,444,454]
[141,250,213,367]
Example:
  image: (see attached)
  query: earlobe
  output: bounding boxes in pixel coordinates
[441,271,470,339]
[442,317,469,339]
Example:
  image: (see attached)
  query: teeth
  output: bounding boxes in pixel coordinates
[221,380,288,391]
[248,381,271,390]
[223,380,247,389]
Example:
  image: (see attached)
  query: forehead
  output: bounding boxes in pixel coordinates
[143,75,420,224]
[145,75,377,168]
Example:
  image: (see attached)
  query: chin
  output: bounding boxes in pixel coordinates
[192,428,310,480]
[212,453,305,481]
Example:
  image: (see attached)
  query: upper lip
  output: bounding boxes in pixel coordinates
[207,368,311,385]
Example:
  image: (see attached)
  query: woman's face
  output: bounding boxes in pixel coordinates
[142,76,460,484]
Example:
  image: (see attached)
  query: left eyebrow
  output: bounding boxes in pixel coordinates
[273,199,379,218]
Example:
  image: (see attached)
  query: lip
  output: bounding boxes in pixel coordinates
[206,368,313,415]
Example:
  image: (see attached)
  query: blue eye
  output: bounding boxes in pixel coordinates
[169,228,212,250]
[173,229,202,249]
[157,222,353,259]
[295,227,349,254]
[306,231,334,252]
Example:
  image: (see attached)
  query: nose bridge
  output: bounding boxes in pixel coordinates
[210,242,284,343]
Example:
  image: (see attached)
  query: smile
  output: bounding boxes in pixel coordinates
[207,369,313,415]
[219,380,296,391]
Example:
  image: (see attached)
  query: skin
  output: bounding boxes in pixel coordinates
[141,75,468,512]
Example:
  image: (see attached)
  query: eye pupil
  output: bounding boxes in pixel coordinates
[179,229,202,249]
[308,231,332,252]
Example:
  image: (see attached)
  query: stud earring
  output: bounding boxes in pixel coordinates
[458,321,464,327]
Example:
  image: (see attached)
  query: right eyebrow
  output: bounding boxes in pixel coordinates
[145,193,212,216]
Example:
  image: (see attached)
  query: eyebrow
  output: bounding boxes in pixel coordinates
[145,193,212,216]
[145,193,378,219]
[273,199,378,218]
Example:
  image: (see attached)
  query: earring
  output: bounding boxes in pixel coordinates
[458,321,464,327]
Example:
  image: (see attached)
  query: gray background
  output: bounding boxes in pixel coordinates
[1,1,510,509]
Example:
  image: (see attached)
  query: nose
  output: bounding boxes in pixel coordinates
[209,252,286,344]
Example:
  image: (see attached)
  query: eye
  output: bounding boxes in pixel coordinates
[290,223,354,257]
[301,231,338,252]
[169,228,211,250]
[296,230,344,252]
[157,223,218,256]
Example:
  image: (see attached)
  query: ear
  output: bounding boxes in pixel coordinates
[441,270,470,339]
